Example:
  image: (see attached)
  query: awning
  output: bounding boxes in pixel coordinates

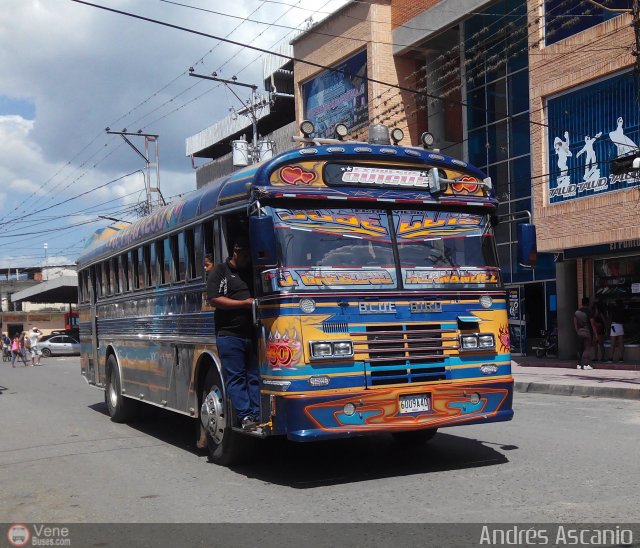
[11,276,78,304]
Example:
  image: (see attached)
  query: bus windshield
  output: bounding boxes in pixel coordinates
[263,207,500,291]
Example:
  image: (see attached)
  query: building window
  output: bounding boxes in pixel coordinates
[544,0,632,46]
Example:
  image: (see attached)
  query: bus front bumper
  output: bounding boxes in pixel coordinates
[273,379,513,441]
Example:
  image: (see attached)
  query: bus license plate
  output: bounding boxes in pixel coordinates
[399,393,430,414]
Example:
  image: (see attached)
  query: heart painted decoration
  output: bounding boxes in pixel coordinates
[280,165,316,185]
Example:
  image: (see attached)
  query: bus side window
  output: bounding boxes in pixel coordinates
[110,257,119,294]
[185,228,197,280]
[137,247,145,289]
[162,237,172,284]
[145,245,153,287]
[95,264,102,299]
[175,233,186,282]
[193,225,203,279]
[120,254,128,293]
[154,241,163,286]
[89,265,97,304]
[128,250,137,291]
[203,220,214,259]
[104,260,111,296]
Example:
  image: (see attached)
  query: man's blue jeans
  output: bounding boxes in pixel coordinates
[216,335,260,421]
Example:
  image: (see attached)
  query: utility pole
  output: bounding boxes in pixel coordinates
[105,129,165,215]
[188,70,272,165]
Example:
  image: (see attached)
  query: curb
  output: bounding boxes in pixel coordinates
[514,381,640,401]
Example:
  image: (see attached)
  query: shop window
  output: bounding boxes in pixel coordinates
[594,256,640,345]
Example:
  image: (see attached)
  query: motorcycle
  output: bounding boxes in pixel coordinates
[533,328,558,358]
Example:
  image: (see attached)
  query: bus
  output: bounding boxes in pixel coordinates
[76,123,536,465]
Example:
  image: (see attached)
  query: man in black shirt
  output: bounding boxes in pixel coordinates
[206,238,260,430]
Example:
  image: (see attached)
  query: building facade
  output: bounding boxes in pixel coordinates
[292,0,637,358]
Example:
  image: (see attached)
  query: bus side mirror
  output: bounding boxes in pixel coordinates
[250,216,278,267]
[517,223,537,269]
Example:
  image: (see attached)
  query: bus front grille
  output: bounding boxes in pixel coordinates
[354,324,458,386]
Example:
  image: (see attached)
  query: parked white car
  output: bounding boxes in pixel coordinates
[35,335,80,357]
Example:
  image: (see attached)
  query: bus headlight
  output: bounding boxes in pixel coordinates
[460,334,495,351]
[310,340,353,359]
[310,342,332,358]
[460,335,478,350]
[333,342,353,356]
[478,334,495,349]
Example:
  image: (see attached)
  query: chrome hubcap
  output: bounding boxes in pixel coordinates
[201,385,226,445]
[108,381,118,409]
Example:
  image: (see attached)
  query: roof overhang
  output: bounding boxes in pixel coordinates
[11,276,78,304]
[392,0,492,56]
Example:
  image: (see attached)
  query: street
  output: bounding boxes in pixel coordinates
[1,357,639,524]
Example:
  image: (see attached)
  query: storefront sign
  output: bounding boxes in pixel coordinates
[547,71,640,204]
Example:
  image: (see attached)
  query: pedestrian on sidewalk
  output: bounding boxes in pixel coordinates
[592,300,607,363]
[608,299,626,363]
[28,327,42,365]
[10,333,28,367]
[574,297,594,370]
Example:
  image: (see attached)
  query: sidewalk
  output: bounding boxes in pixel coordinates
[512,356,640,400]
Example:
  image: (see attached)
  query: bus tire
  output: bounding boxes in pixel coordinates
[105,354,134,423]
[391,428,438,446]
[200,368,250,466]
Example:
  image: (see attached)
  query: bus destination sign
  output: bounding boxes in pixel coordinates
[324,163,433,190]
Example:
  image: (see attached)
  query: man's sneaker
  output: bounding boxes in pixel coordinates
[576,365,583,369]
[583,365,594,370]
[241,416,258,431]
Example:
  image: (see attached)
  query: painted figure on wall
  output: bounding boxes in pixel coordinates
[576,132,602,181]
[609,117,637,158]
[553,131,572,187]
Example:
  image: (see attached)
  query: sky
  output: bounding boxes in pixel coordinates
[0,0,349,270]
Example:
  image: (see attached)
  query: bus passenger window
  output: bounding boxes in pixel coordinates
[193,225,203,279]
[95,264,103,298]
[152,242,161,285]
[104,261,111,295]
[131,249,139,290]
[121,254,129,292]
[145,245,154,287]
[203,221,214,259]
[138,247,146,288]
[163,237,172,284]
[185,228,197,280]
[176,233,186,282]
[111,257,119,294]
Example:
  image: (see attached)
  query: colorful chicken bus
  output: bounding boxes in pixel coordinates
[76,124,535,465]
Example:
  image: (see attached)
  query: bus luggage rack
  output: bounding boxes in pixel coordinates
[354,324,458,386]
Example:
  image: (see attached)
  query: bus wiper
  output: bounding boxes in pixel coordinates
[426,249,457,267]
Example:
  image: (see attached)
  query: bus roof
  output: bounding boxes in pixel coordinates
[77,143,494,267]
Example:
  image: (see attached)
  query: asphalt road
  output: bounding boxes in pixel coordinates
[1,357,639,526]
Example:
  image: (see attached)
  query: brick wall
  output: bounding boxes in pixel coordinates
[528,3,636,253]
[391,0,442,29]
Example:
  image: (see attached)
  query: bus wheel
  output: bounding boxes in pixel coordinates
[105,355,134,423]
[201,368,249,466]
[391,428,438,446]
